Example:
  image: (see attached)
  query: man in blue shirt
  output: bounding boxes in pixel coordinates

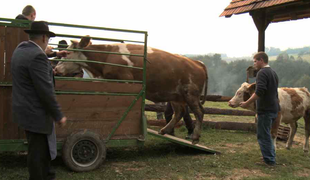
[240,52,280,166]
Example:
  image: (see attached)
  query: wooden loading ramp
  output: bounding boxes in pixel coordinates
[147,128,220,154]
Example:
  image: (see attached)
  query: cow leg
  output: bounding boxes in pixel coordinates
[303,109,310,152]
[185,98,204,144]
[164,102,174,135]
[191,103,204,144]
[159,103,185,135]
[181,85,205,144]
[286,121,298,150]
[270,112,281,150]
[183,105,194,137]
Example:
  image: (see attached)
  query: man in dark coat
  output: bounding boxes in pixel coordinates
[15,5,36,21]
[11,21,67,180]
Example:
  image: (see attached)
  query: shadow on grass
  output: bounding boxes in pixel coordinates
[0,141,213,171]
[104,141,214,163]
[0,152,27,169]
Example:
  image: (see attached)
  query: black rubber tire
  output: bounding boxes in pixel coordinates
[62,130,106,172]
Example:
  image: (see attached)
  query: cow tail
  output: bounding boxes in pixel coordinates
[200,66,208,105]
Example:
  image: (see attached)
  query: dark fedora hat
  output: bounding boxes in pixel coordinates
[24,21,56,37]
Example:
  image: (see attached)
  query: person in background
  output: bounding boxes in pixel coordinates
[155,102,165,120]
[45,40,84,78]
[15,5,36,21]
[46,40,69,68]
[11,21,67,180]
[164,102,195,139]
[15,5,68,64]
[240,52,280,166]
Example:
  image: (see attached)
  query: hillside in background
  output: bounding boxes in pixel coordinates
[187,46,310,62]
[186,53,310,96]
[267,46,310,62]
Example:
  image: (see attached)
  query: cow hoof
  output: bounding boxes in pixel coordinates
[158,130,166,135]
[158,129,174,136]
[192,139,199,145]
[303,149,309,153]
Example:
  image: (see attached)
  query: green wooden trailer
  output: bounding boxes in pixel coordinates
[0,18,218,172]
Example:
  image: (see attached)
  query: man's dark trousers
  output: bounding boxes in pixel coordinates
[164,102,194,135]
[26,131,55,180]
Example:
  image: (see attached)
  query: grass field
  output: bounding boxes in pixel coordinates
[1,101,310,180]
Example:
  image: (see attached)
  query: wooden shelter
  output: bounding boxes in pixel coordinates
[220,0,310,52]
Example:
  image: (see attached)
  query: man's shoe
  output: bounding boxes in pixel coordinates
[265,161,276,166]
[255,161,276,167]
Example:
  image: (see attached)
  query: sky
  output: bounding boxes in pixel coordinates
[1,0,310,57]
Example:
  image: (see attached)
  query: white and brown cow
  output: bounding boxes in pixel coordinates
[55,36,208,144]
[228,82,310,152]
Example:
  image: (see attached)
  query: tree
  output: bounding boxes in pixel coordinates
[294,75,310,90]
[276,52,289,61]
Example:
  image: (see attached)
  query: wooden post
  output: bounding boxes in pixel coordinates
[251,11,271,52]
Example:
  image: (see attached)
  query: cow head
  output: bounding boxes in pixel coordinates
[55,36,92,76]
[228,82,256,111]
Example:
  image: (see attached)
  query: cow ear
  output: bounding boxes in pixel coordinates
[79,35,92,48]
[70,40,78,45]
[247,83,256,94]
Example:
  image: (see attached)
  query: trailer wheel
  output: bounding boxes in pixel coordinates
[62,130,106,172]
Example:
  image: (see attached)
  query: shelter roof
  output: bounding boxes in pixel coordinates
[220,0,310,22]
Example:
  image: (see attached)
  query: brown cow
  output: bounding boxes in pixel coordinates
[55,36,208,144]
[228,82,310,152]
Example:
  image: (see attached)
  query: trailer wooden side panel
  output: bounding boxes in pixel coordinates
[4,27,18,82]
[0,27,30,140]
[0,88,4,139]
[0,87,22,140]
[56,94,143,139]
[0,26,5,81]
[0,26,5,139]
[3,27,28,82]
[55,80,142,93]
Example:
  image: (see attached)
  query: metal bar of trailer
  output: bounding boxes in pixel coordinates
[54,77,143,83]
[0,83,12,87]
[55,91,139,96]
[0,18,31,27]
[48,21,147,34]
[0,18,147,34]
[53,49,151,64]
[55,48,145,57]
[51,58,144,70]
[0,23,29,28]
[0,18,30,23]
[141,32,148,139]
[55,33,144,44]
[0,78,143,84]
[105,89,145,142]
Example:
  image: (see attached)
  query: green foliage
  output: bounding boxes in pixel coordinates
[294,75,310,90]
[265,47,281,56]
[188,53,310,96]
[266,46,310,57]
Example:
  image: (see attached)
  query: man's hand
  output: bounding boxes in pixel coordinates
[45,46,53,54]
[239,101,249,108]
[53,68,57,75]
[58,117,67,128]
[56,51,68,58]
